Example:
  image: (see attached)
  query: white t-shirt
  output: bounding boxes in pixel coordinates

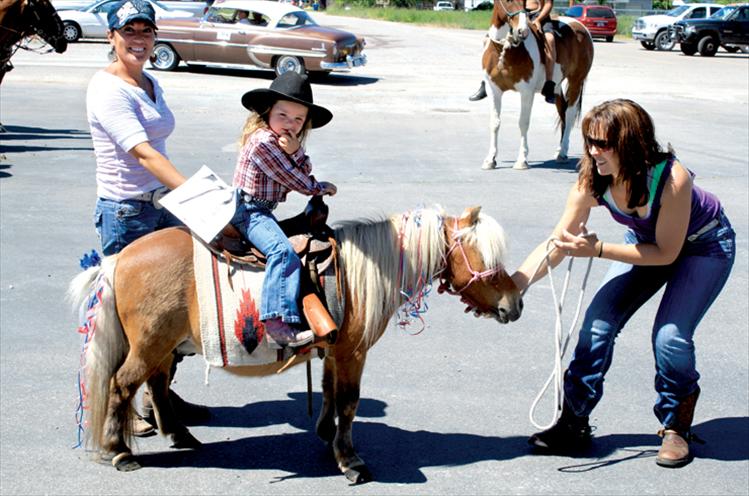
[86,70,175,201]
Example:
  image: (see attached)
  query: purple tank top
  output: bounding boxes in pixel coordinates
[596,157,721,243]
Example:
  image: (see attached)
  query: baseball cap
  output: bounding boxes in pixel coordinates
[107,0,157,30]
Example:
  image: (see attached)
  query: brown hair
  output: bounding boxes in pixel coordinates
[238,100,312,148]
[578,99,672,209]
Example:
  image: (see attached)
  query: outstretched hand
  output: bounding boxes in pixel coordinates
[318,181,337,196]
[553,222,601,258]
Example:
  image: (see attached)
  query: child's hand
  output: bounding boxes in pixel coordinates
[318,181,337,196]
[278,131,301,155]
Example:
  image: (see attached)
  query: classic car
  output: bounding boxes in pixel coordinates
[151,0,367,76]
[59,0,195,42]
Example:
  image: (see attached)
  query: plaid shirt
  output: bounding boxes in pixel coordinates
[233,127,322,202]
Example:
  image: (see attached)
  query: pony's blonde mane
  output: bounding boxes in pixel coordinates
[334,207,509,349]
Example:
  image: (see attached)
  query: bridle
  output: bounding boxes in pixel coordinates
[437,218,505,316]
[490,0,529,48]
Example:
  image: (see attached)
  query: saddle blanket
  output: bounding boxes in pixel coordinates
[193,237,297,367]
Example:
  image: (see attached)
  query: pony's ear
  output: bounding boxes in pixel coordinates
[458,206,482,227]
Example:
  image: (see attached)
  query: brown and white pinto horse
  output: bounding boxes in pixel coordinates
[480,0,593,170]
[0,0,67,85]
[69,206,522,483]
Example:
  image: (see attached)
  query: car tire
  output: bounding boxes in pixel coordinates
[151,43,180,71]
[680,42,697,56]
[605,35,614,42]
[697,35,718,57]
[640,41,656,50]
[654,30,674,51]
[274,55,306,76]
[62,21,80,43]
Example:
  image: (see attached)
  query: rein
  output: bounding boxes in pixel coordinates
[437,218,504,316]
[526,239,593,430]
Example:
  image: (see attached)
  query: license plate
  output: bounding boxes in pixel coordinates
[596,21,606,27]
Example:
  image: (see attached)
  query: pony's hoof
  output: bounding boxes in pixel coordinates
[344,465,373,484]
[112,453,141,472]
[481,160,497,170]
[555,154,569,163]
[170,430,202,450]
[513,161,529,170]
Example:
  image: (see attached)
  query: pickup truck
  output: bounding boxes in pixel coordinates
[670,3,749,56]
[632,3,722,51]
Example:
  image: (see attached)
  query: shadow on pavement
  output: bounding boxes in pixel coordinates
[135,391,529,483]
[0,125,92,155]
[177,65,379,86]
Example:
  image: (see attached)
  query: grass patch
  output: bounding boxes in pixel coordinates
[326,6,635,37]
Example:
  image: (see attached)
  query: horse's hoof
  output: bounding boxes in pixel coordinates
[556,154,569,163]
[170,430,202,449]
[112,453,141,472]
[344,465,373,484]
[481,160,497,170]
[513,161,529,170]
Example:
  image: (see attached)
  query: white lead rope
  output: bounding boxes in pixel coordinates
[523,238,595,431]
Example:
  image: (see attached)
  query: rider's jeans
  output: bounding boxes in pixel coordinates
[230,198,302,324]
[563,210,735,428]
[95,197,182,256]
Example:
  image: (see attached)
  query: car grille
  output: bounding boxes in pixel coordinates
[670,24,684,39]
[635,19,645,29]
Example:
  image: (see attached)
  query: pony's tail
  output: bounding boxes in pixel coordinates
[68,256,130,452]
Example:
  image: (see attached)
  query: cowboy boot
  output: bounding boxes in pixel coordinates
[528,403,592,452]
[302,292,338,344]
[469,81,487,101]
[656,388,700,468]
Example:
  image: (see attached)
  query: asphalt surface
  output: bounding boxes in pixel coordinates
[1,14,747,496]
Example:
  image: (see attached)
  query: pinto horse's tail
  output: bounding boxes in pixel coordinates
[69,256,130,452]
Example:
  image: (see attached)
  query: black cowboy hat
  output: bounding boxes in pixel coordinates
[241,72,333,129]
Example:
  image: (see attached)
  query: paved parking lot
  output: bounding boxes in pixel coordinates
[1,14,747,495]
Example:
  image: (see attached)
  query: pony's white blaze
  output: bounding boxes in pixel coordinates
[488,23,511,44]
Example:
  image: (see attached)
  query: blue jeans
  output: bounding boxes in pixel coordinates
[564,210,735,428]
[230,197,302,324]
[94,196,182,256]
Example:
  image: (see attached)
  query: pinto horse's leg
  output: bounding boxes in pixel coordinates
[482,85,503,170]
[145,359,201,450]
[557,80,583,162]
[315,354,337,444]
[514,89,535,170]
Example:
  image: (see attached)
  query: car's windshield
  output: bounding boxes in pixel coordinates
[276,11,317,28]
[709,6,736,19]
[666,5,690,17]
[565,6,583,17]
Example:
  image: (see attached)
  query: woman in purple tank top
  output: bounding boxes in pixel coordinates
[510,99,735,468]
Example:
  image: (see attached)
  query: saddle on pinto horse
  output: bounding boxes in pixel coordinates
[210,195,339,346]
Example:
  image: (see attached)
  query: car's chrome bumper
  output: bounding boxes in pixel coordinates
[320,54,367,71]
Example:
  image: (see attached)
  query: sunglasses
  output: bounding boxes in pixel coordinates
[585,136,611,150]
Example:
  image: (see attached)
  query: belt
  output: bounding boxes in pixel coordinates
[241,193,278,211]
[687,218,720,242]
[129,186,169,208]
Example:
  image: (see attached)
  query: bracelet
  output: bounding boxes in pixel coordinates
[597,241,604,258]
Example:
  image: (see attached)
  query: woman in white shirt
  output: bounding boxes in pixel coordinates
[86,0,206,436]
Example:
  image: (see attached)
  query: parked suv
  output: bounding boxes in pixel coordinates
[632,3,722,51]
[564,4,617,42]
[671,3,749,56]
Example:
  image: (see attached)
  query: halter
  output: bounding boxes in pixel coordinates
[437,218,504,315]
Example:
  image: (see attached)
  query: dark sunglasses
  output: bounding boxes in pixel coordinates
[585,136,611,150]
